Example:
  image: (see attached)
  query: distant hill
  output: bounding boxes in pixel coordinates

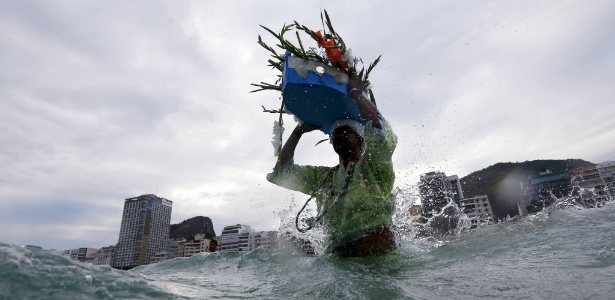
[460,159,594,221]
[169,216,216,240]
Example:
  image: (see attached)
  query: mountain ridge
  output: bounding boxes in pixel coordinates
[169,216,216,240]
[459,159,594,220]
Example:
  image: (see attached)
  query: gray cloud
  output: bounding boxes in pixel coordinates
[1,0,614,249]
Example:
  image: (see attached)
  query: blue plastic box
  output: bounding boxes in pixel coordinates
[282,52,362,134]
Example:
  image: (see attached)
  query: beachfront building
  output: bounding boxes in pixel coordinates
[93,246,115,266]
[571,161,615,207]
[112,194,173,270]
[571,165,609,207]
[65,247,98,263]
[77,248,98,263]
[150,251,171,264]
[597,161,615,199]
[238,231,253,253]
[219,225,280,253]
[183,234,212,257]
[281,231,315,255]
[447,175,464,205]
[253,231,278,250]
[459,195,495,228]
[219,224,253,252]
[167,239,183,258]
[524,170,572,213]
[419,171,455,218]
[65,249,79,260]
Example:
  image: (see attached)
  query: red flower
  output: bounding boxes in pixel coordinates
[313,31,325,47]
[312,31,348,71]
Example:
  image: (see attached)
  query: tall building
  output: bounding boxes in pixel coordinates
[524,170,572,213]
[419,171,454,218]
[219,224,253,252]
[459,195,495,228]
[238,231,253,253]
[571,161,615,207]
[571,165,608,207]
[252,231,278,250]
[447,175,464,205]
[597,161,615,199]
[112,194,172,270]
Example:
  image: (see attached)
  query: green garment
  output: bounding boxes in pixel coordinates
[268,121,397,249]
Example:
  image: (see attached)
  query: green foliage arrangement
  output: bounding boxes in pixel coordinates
[252,10,381,106]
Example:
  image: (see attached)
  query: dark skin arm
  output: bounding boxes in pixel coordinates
[279,74,377,166]
[348,74,381,129]
[278,122,320,166]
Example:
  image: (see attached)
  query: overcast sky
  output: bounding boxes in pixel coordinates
[1,0,614,250]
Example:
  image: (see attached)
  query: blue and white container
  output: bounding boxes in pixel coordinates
[282,52,363,134]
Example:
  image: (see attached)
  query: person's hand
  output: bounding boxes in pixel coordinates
[294,122,321,135]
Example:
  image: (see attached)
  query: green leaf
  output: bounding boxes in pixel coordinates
[368,89,377,107]
[314,138,330,147]
[260,25,281,40]
[295,31,306,56]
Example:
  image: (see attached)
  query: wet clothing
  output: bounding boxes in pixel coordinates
[267,120,397,251]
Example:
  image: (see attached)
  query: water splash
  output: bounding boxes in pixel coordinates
[275,184,473,255]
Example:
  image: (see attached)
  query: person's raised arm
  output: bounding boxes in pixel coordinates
[348,74,381,129]
[278,122,320,166]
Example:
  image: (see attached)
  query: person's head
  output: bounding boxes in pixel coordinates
[208,239,218,252]
[330,120,365,161]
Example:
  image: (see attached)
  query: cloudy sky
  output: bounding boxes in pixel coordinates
[1,0,614,250]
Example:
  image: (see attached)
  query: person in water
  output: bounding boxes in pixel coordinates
[267,74,398,257]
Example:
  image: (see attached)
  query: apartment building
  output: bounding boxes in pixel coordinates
[459,195,495,228]
[112,194,172,269]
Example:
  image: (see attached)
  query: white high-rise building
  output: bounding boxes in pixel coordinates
[253,231,278,250]
[220,225,280,253]
[597,161,615,199]
[112,194,172,269]
[459,195,495,228]
[219,224,253,252]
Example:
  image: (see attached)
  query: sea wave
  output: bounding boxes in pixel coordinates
[2,203,615,299]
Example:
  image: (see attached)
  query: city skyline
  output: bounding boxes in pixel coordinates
[48,159,615,254]
[1,1,615,250]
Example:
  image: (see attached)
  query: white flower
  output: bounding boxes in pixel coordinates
[342,48,354,65]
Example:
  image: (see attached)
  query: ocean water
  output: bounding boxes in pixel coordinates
[2,202,615,299]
